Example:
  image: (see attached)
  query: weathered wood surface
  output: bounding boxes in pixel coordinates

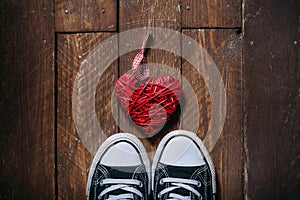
[57,33,118,199]
[182,29,243,200]
[1,0,299,199]
[243,0,300,199]
[55,0,117,32]
[182,0,241,28]
[119,0,182,155]
[0,0,55,199]
[119,0,180,30]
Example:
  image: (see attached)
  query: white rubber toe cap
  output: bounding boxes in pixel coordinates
[160,136,206,166]
[101,141,141,166]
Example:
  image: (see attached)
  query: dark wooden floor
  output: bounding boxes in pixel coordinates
[0,0,299,199]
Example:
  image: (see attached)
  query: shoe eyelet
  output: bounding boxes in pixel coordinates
[159,179,164,185]
[139,182,143,188]
[197,181,201,188]
[157,193,161,198]
[100,180,104,186]
[199,195,203,200]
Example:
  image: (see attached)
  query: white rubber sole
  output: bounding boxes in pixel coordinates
[152,130,217,195]
[86,133,151,199]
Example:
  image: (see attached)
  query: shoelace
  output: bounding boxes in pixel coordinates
[98,178,144,200]
[158,177,202,200]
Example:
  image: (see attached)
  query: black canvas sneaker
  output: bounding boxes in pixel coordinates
[86,133,151,200]
[152,130,216,200]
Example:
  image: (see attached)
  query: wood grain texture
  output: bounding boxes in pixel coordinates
[119,1,181,154]
[244,0,300,199]
[182,0,241,28]
[119,0,181,76]
[55,0,117,32]
[0,0,55,199]
[57,33,118,199]
[120,0,180,30]
[182,29,243,199]
[2,0,298,199]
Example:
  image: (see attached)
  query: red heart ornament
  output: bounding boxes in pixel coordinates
[115,73,182,137]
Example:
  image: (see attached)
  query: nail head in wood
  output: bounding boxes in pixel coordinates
[64,8,69,14]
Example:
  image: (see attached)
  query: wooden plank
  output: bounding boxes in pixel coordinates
[119,0,181,79]
[57,33,118,199]
[55,0,117,32]
[244,0,300,199]
[182,0,241,28]
[119,0,180,30]
[0,0,55,199]
[119,1,181,154]
[182,29,243,199]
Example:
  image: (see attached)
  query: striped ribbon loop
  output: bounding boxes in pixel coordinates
[132,32,150,78]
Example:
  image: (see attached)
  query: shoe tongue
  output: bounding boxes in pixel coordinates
[163,165,202,198]
[166,165,200,179]
[105,165,140,179]
[102,165,144,198]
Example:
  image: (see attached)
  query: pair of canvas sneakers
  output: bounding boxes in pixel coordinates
[86,130,216,200]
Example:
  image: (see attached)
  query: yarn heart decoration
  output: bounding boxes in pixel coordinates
[115,33,183,137]
[115,74,182,137]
